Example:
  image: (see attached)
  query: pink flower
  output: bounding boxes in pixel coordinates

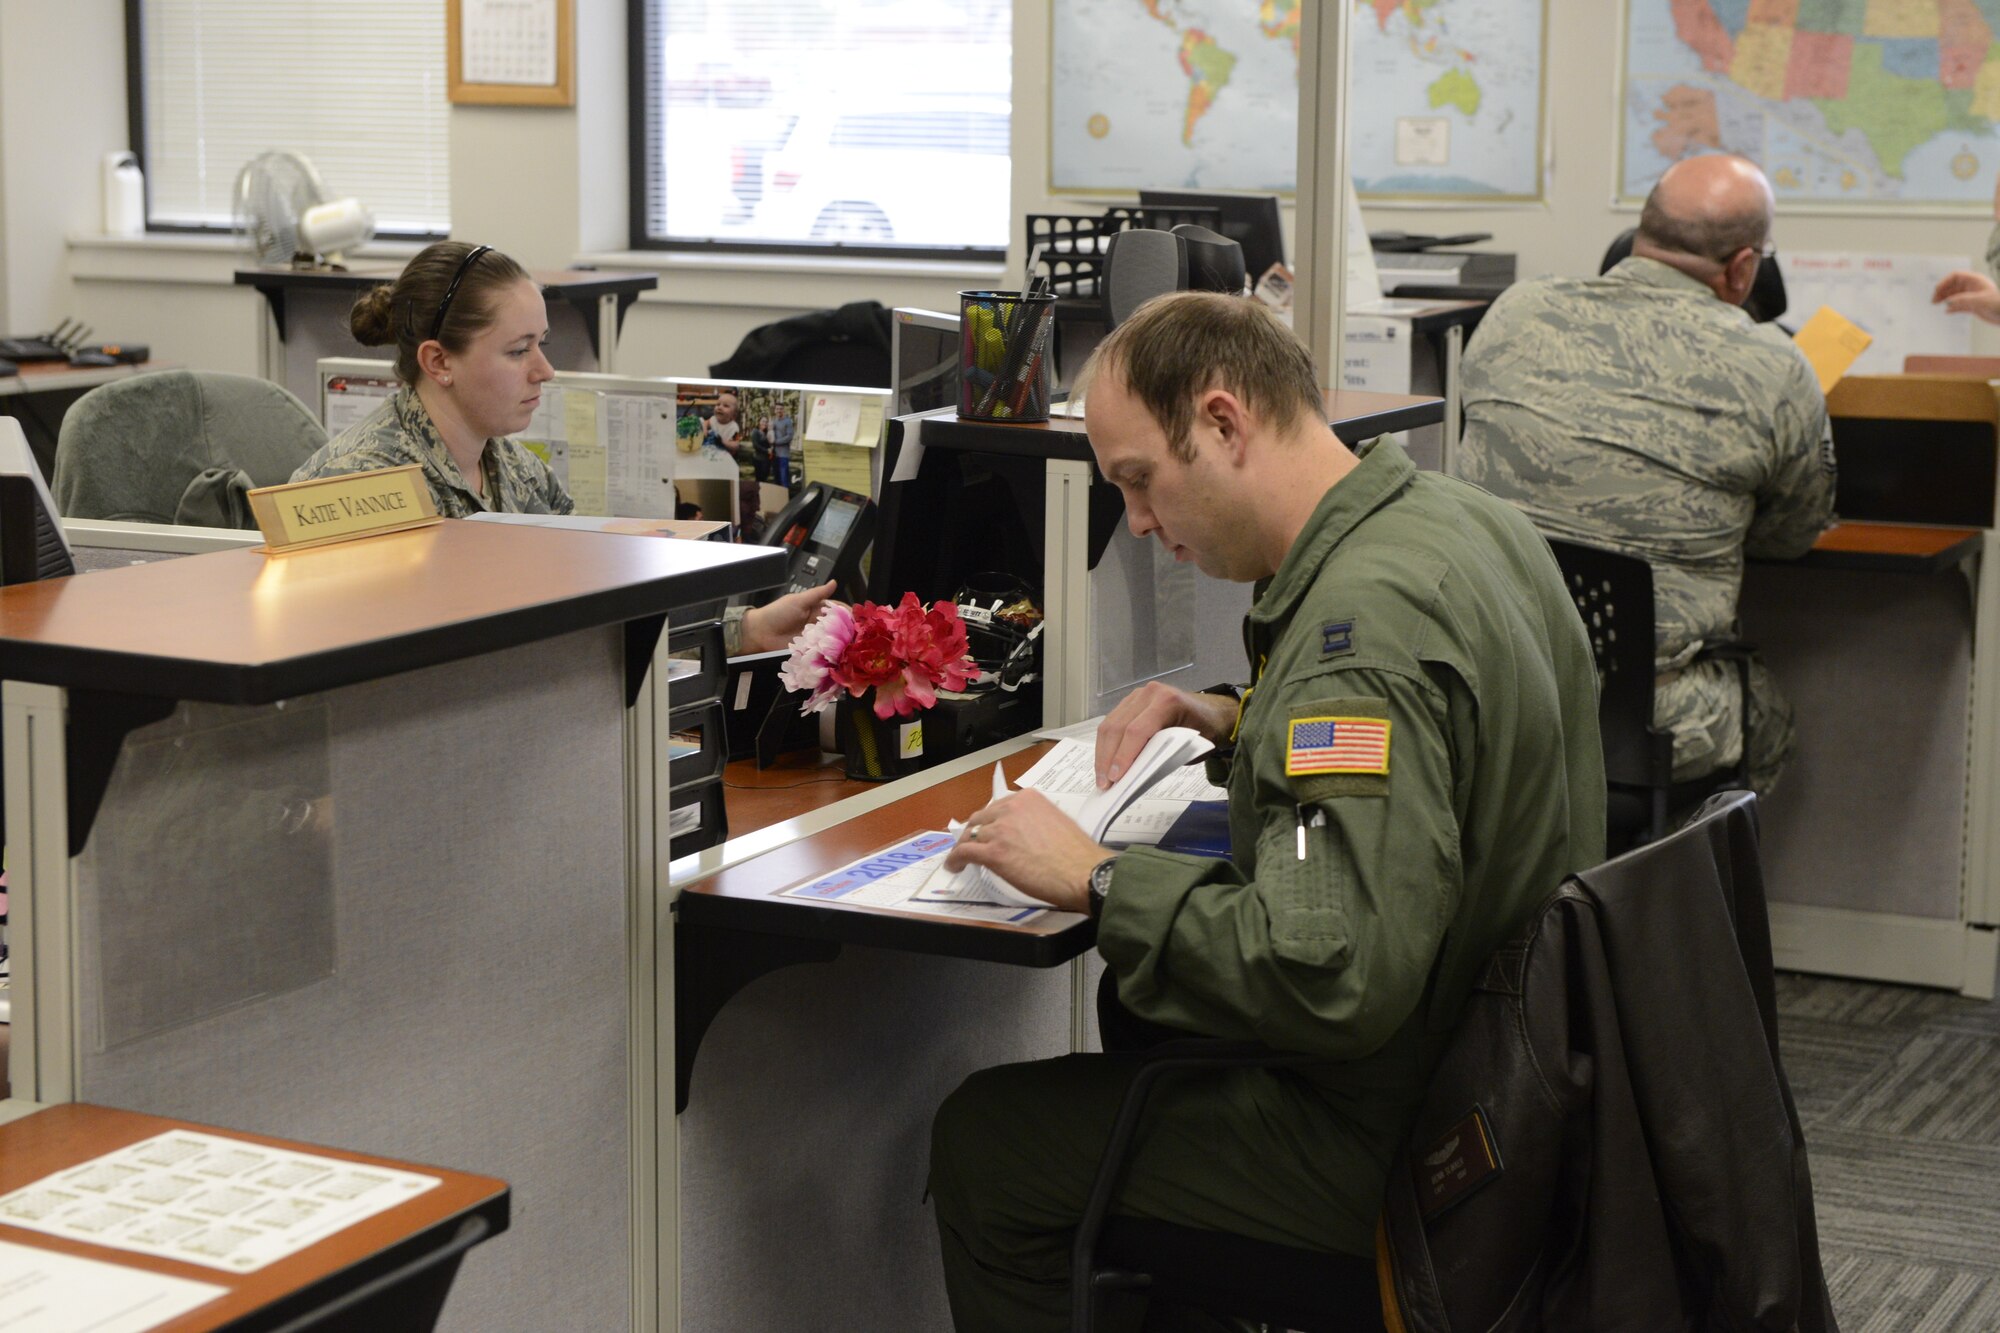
[779,593,979,719]
[778,602,855,714]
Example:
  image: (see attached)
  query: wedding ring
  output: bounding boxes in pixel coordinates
[965,825,981,842]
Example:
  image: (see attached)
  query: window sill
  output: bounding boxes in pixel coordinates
[67,231,427,285]
[576,248,1006,311]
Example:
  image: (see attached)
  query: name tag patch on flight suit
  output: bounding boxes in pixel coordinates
[1285,699,1391,798]
[1414,1105,1504,1221]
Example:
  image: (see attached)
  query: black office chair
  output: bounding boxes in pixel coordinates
[1546,537,1751,850]
[1071,1039,1390,1332]
[1599,226,1789,325]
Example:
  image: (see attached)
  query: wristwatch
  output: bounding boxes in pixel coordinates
[1087,855,1119,919]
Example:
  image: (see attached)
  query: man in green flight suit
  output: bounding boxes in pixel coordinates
[929,292,1606,1331]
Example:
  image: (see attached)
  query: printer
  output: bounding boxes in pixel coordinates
[1370,231,1516,300]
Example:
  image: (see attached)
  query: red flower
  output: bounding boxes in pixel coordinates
[786,591,980,719]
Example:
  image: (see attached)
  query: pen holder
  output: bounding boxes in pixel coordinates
[958,289,1055,423]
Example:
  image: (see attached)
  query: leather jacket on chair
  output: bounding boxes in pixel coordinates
[1380,792,1837,1332]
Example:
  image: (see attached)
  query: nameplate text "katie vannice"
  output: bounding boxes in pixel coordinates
[247,464,442,553]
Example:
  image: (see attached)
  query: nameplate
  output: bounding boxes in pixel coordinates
[247,465,441,553]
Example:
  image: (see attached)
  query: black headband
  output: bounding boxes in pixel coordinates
[428,244,493,342]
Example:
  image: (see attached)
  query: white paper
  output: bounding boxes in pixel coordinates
[890,415,927,483]
[1346,177,1387,311]
[1341,315,1413,394]
[918,729,1217,906]
[805,392,865,445]
[601,392,679,517]
[914,765,1046,908]
[320,376,395,436]
[0,1130,440,1274]
[461,0,557,86]
[1034,715,1104,743]
[779,829,1050,924]
[0,1240,226,1333]
[1779,252,1974,377]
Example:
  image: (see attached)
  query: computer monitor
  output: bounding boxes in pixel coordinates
[1138,190,1285,285]
[891,307,960,417]
[0,417,73,586]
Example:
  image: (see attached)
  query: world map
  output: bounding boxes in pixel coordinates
[1621,0,2000,208]
[1050,1,1547,200]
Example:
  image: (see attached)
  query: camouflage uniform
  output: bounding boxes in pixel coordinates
[1453,256,1835,793]
[291,386,573,519]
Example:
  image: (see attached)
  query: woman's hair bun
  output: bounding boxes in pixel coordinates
[349,284,398,346]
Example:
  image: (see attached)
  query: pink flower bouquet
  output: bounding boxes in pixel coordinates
[779,593,977,719]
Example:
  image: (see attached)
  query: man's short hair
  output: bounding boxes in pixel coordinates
[1636,184,1768,264]
[1079,292,1324,461]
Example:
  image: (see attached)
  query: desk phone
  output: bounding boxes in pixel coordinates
[759,482,877,601]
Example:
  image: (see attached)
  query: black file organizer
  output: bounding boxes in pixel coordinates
[1024,204,1221,301]
[667,619,730,858]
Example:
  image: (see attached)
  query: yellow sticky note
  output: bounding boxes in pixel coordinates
[1793,305,1873,394]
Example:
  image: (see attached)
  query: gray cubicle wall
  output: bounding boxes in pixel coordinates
[65,629,634,1332]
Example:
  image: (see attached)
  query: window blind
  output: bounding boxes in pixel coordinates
[635,0,1010,255]
[139,0,450,234]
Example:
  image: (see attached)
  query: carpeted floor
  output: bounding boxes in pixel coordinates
[1778,972,2000,1330]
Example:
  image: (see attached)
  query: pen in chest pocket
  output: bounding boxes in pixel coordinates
[1295,803,1327,860]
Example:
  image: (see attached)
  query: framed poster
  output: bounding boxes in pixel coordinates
[448,0,574,107]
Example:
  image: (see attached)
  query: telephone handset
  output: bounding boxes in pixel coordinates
[757,482,877,603]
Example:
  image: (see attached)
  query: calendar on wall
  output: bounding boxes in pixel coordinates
[448,0,573,107]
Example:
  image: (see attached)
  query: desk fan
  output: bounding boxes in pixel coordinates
[232,150,376,269]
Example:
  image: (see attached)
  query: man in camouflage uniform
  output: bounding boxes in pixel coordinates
[1453,154,1835,794]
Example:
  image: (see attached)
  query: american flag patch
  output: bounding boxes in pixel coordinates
[1286,716,1391,776]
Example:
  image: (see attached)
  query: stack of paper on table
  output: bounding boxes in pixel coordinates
[776,726,1223,921]
[914,727,1219,908]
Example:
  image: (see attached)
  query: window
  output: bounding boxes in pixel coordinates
[131,0,450,235]
[631,0,1011,257]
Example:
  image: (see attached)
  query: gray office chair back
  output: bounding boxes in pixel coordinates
[53,370,328,527]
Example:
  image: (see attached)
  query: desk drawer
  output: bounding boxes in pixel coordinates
[668,699,729,789]
[666,619,726,709]
[669,776,727,858]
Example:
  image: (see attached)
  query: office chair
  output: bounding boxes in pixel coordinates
[706,301,893,388]
[52,370,327,527]
[1546,537,1751,850]
[1599,226,1788,325]
[1071,1036,1390,1332]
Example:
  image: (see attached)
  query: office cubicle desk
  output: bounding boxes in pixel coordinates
[235,266,658,411]
[666,738,1092,1330]
[0,359,173,480]
[0,1101,509,1332]
[1,519,783,1332]
[1741,376,2000,998]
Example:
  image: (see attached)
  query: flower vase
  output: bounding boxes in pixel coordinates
[838,698,930,782]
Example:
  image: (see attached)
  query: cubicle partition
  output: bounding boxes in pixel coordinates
[2,521,789,1331]
[316,358,891,531]
[1743,374,2000,997]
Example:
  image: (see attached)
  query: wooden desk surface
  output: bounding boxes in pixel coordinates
[233,266,658,299]
[1793,520,1984,574]
[0,359,171,398]
[724,751,878,837]
[681,741,1094,966]
[0,1103,506,1332]
[898,390,1445,460]
[0,520,785,704]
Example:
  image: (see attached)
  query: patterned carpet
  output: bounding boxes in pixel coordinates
[1778,972,2000,1330]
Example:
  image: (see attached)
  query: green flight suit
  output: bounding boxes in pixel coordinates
[929,439,1606,1332]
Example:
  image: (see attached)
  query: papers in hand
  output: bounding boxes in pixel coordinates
[914,727,1217,908]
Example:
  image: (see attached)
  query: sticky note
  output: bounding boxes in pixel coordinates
[1793,305,1874,394]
